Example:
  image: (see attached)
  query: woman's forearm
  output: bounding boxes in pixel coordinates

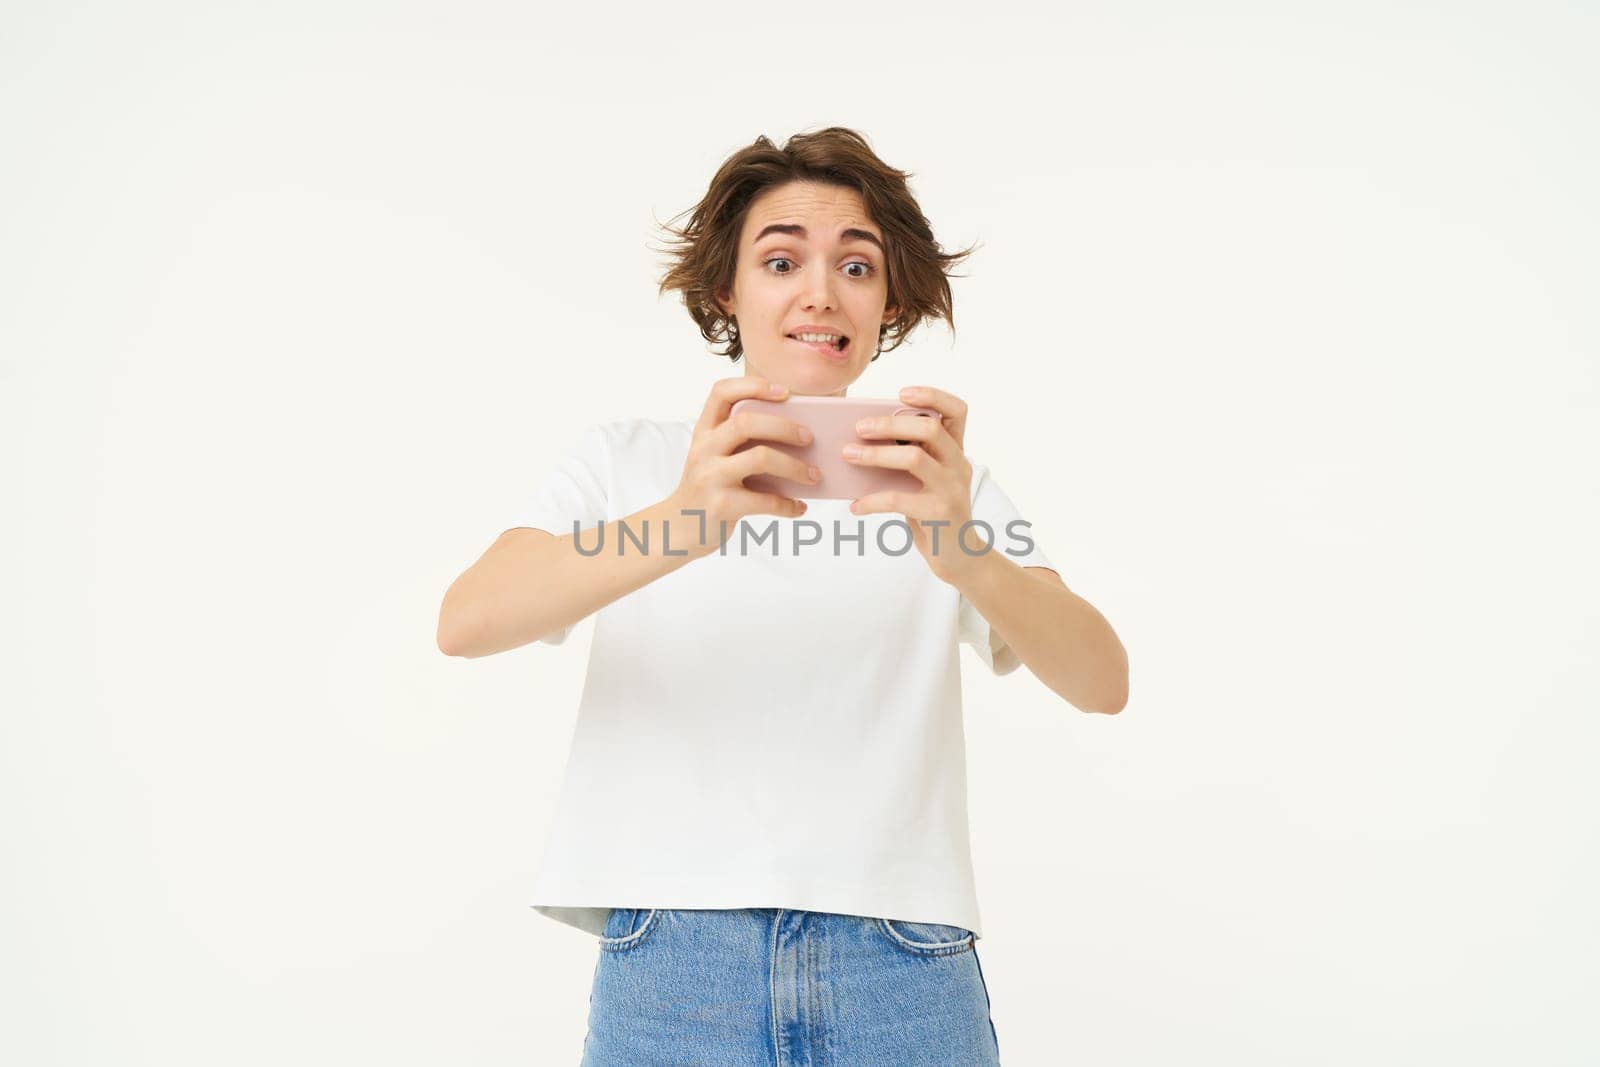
[951,551,1129,714]
[438,495,715,658]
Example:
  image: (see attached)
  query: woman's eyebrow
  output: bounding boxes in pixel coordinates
[753,223,884,254]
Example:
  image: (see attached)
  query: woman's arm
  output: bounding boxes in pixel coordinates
[952,553,1129,714]
[843,384,1128,713]
[437,493,713,659]
[441,378,821,659]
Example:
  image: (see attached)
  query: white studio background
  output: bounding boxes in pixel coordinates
[3,2,1595,1064]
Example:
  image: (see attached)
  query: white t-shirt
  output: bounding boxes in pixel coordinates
[512,416,1054,942]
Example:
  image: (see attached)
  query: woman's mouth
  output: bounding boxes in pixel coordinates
[787,333,851,360]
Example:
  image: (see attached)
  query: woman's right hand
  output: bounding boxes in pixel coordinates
[666,376,821,554]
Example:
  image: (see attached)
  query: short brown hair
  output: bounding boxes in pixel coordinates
[653,127,977,363]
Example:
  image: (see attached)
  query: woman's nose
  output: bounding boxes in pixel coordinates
[802,274,837,310]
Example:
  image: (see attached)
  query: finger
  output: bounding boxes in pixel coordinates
[696,376,787,437]
[849,489,924,517]
[842,442,946,489]
[849,492,961,532]
[728,443,820,491]
[852,413,956,464]
[735,486,809,518]
[898,385,968,450]
[713,408,813,456]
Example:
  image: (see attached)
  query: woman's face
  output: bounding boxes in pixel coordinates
[716,180,896,397]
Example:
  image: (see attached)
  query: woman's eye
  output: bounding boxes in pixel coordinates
[762,257,877,279]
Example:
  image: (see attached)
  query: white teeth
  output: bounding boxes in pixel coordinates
[793,332,843,344]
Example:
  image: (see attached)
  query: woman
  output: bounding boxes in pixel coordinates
[438,127,1128,1065]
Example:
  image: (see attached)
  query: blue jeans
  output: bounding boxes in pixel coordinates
[579,907,1002,1065]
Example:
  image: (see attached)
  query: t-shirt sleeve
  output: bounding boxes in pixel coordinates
[957,462,1056,676]
[506,422,611,646]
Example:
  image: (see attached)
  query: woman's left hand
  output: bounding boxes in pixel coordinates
[846,385,977,583]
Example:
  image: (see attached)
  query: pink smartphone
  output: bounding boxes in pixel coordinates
[728,395,943,502]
